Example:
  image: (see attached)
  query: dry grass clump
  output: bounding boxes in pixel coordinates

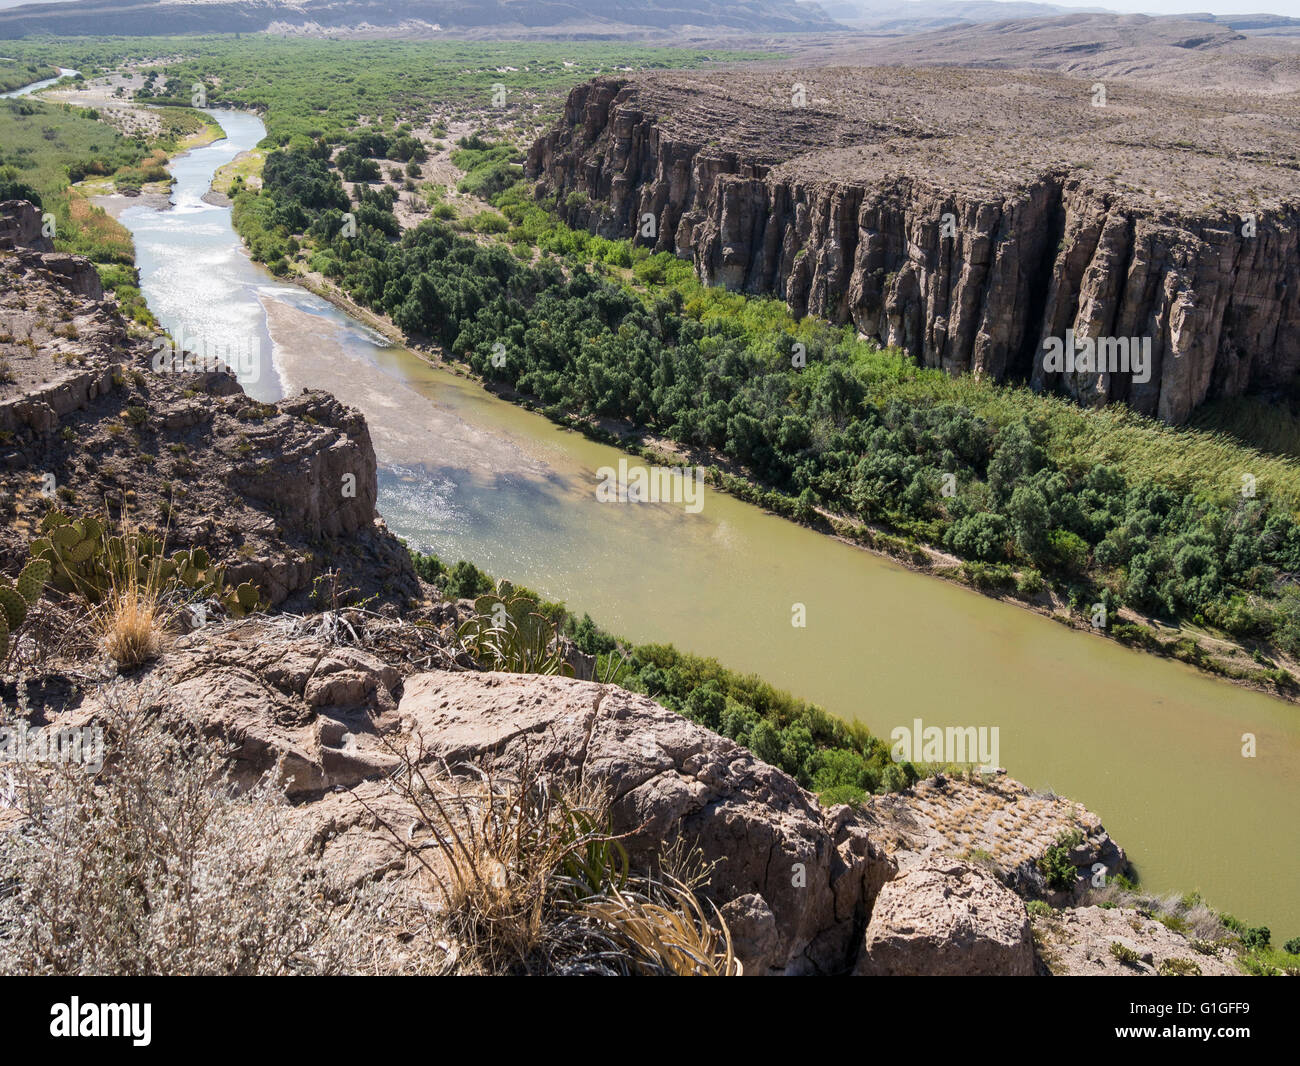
[584,877,740,976]
[359,741,740,976]
[0,681,412,975]
[1080,883,1229,943]
[92,557,161,668]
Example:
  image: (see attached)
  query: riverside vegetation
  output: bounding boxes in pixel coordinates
[3,470,1297,973]
[0,36,775,144]
[0,58,56,94]
[0,84,215,322]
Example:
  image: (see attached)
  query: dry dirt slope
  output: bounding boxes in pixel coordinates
[786,13,1300,94]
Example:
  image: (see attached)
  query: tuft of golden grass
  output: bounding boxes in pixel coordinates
[97,580,160,667]
[354,740,739,976]
[92,524,161,668]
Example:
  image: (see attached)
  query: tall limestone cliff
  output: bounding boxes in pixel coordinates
[527,70,1300,424]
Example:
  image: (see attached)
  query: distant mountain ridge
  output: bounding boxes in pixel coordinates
[0,0,843,38]
[819,2,1300,37]
[4,0,1297,40]
[817,1,1108,34]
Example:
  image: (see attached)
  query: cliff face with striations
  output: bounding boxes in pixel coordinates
[527,71,1300,424]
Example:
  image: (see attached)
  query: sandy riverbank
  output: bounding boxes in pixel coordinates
[89,187,172,220]
[258,292,552,483]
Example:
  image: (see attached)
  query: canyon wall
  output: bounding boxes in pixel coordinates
[527,75,1300,424]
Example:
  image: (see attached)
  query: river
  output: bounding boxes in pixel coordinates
[120,108,1300,934]
[0,66,77,99]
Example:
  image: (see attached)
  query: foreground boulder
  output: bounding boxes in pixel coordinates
[398,671,896,975]
[854,859,1036,976]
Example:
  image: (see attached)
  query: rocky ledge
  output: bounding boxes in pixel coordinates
[21,612,1232,976]
[528,70,1300,424]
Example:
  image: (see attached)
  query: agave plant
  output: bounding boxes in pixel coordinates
[456,583,574,677]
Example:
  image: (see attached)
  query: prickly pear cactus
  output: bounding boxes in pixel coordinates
[31,511,111,600]
[25,510,265,621]
[219,581,264,619]
[457,585,573,676]
[0,558,52,662]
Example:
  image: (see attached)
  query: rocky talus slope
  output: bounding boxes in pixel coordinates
[528,70,1300,424]
[0,201,1238,974]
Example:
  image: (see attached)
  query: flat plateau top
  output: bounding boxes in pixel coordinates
[610,67,1300,215]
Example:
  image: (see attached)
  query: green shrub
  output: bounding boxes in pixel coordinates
[1037,829,1084,891]
[443,559,493,600]
[1109,942,1140,966]
[1223,914,1270,951]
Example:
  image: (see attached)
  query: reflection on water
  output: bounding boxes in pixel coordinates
[112,107,1300,934]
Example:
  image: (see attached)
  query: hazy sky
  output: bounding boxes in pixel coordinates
[1046,0,1299,15]
[0,0,1296,16]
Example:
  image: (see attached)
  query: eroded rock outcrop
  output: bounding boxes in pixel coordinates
[529,70,1300,424]
[854,859,1037,976]
[0,200,417,607]
[397,670,896,975]
[0,199,52,254]
[61,634,894,975]
[28,609,1232,976]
